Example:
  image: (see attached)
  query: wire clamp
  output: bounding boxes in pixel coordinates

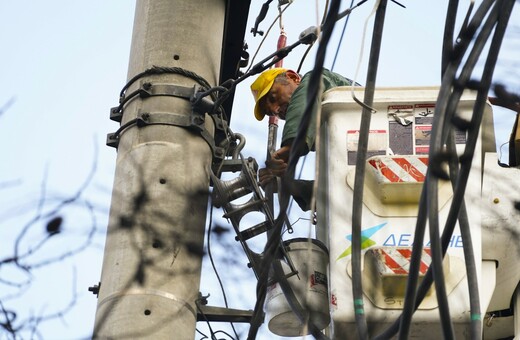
[106,110,226,161]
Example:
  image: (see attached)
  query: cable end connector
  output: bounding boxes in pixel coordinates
[299,26,318,45]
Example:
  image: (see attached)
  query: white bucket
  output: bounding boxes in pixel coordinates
[265,238,331,337]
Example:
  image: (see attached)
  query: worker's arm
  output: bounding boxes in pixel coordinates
[258,145,291,188]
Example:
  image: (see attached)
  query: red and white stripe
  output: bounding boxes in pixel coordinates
[368,156,428,183]
[379,248,432,275]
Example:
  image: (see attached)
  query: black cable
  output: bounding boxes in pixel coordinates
[215,38,312,117]
[114,88,142,113]
[119,65,213,99]
[348,1,389,338]
[246,212,286,339]
[441,0,460,76]
[115,65,225,122]
[111,118,139,139]
[250,0,274,37]
[424,3,500,336]
[331,0,355,71]
[206,205,240,339]
[196,328,209,339]
[438,5,503,338]
[444,2,515,337]
[375,1,512,338]
[446,132,481,340]
[427,150,455,340]
[411,2,500,338]
[214,330,238,340]
[196,298,218,340]
[297,43,314,74]
[253,0,342,338]
[396,175,430,340]
[286,0,341,173]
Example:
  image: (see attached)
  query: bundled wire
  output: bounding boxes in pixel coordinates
[346,1,389,338]
[375,0,516,339]
[331,0,356,71]
[205,205,239,339]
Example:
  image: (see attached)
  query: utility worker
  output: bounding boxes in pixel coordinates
[250,68,355,210]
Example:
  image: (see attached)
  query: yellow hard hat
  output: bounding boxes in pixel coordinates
[250,68,287,121]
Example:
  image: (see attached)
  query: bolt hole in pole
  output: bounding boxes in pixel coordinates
[144,309,152,316]
[152,239,162,249]
[160,178,167,184]
[173,54,180,60]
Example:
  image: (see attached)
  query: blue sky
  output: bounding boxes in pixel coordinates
[0,1,518,339]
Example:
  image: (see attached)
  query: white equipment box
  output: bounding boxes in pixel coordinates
[317,86,496,338]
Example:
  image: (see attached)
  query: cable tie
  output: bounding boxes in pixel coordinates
[355,308,365,315]
[470,313,481,321]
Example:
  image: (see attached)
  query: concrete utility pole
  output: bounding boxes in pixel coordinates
[94,1,225,338]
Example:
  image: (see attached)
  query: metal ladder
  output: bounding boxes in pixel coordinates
[211,155,294,279]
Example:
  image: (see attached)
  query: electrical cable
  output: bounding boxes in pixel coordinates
[250,0,274,37]
[246,3,293,74]
[111,118,139,139]
[460,0,476,37]
[378,0,491,337]
[374,1,513,338]
[239,1,511,338]
[424,4,499,337]
[196,298,218,340]
[214,330,238,340]
[403,2,498,338]
[296,43,315,74]
[114,89,142,113]
[206,205,240,339]
[443,2,515,338]
[349,1,380,115]
[438,5,506,338]
[441,0,459,76]
[119,66,214,99]
[396,175,430,340]
[427,150,455,340]
[246,207,287,339]
[295,0,331,73]
[196,328,209,339]
[249,3,364,338]
[446,133,481,340]
[348,1,388,338]
[331,0,355,71]
[256,0,342,336]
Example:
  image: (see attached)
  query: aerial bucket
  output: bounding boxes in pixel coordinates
[265,238,330,336]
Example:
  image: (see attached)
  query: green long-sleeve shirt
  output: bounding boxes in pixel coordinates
[281,68,354,152]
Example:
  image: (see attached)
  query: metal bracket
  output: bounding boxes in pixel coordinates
[196,305,255,323]
[107,81,233,166]
[140,82,196,99]
[110,83,200,122]
[106,111,225,160]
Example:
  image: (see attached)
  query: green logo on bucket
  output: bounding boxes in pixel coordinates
[337,222,387,260]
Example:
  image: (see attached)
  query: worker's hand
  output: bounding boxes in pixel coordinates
[272,145,291,163]
[258,168,277,190]
[258,145,291,189]
[264,145,291,176]
[265,156,287,177]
